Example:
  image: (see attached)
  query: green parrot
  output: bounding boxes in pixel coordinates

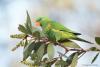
[35,17,92,44]
[35,17,81,35]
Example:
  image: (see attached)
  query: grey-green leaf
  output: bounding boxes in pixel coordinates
[47,44,55,59]
[91,53,99,64]
[23,41,43,61]
[70,53,78,67]
[24,39,28,48]
[66,52,76,66]
[25,11,32,35]
[95,37,100,45]
[55,60,61,67]
[89,47,99,51]
[55,60,66,67]
[23,41,35,60]
[36,44,45,61]
[63,41,81,48]
[18,24,28,34]
[12,41,23,51]
[10,34,26,39]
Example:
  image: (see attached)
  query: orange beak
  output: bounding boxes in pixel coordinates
[35,22,40,26]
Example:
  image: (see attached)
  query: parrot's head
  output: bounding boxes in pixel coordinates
[35,17,50,28]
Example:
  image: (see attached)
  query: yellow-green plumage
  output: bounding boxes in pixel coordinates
[36,17,92,44]
[36,17,81,35]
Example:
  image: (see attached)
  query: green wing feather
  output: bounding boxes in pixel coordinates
[50,21,81,35]
[45,29,92,44]
[37,17,81,35]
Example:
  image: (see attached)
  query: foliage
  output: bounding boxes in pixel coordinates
[10,12,100,67]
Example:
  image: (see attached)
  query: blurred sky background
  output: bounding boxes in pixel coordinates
[0,0,100,67]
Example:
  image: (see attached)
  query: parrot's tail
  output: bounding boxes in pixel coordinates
[74,38,93,44]
[73,33,81,35]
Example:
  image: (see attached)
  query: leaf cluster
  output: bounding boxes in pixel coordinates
[10,12,100,67]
